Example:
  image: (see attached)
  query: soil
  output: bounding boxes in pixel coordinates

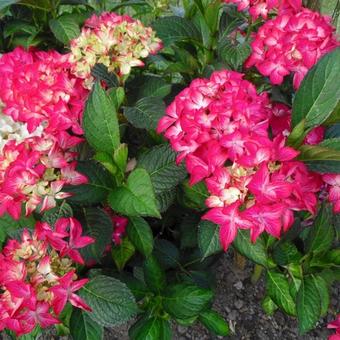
[13,253,339,340]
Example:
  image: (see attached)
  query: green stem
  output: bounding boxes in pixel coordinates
[251,264,263,284]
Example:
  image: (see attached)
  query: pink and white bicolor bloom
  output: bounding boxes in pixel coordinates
[70,12,162,87]
[158,69,324,250]
[0,48,89,219]
[224,0,302,20]
[0,218,94,336]
[246,7,339,88]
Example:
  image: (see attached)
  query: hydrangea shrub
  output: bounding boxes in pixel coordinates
[0,0,339,339]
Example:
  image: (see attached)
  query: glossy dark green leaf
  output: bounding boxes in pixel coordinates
[199,310,230,336]
[272,242,302,266]
[292,48,340,128]
[108,168,160,218]
[233,230,269,267]
[298,144,340,172]
[49,15,80,44]
[266,271,296,316]
[83,82,120,153]
[70,309,103,340]
[138,144,187,194]
[112,237,135,271]
[77,208,113,263]
[152,16,201,46]
[198,221,222,259]
[123,97,165,130]
[305,204,334,255]
[127,216,153,257]
[143,255,166,293]
[65,161,113,205]
[91,64,119,88]
[296,276,322,334]
[79,275,137,327]
[163,283,213,319]
[129,317,172,340]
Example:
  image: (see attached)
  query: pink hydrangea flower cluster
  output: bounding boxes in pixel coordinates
[0,217,94,336]
[224,0,301,20]
[70,12,163,88]
[0,47,89,220]
[269,103,340,213]
[328,315,340,340]
[158,70,322,250]
[246,8,339,88]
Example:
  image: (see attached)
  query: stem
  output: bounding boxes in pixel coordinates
[251,264,263,284]
[234,251,246,270]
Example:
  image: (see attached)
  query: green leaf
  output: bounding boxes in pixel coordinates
[311,274,330,317]
[4,20,37,38]
[298,144,340,172]
[261,295,278,316]
[152,16,201,46]
[136,76,171,99]
[305,204,334,255]
[163,283,213,319]
[325,123,340,138]
[83,82,120,153]
[108,168,160,218]
[112,237,135,271]
[272,242,302,266]
[204,0,221,34]
[319,137,340,151]
[49,15,80,45]
[123,97,165,130]
[138,144,187,194]
[326,249,340,265]
[0,213,35,245]
[233,230,269,267]
[198,221,222,259]
[296,276,322,334]
[178,180,209,210]
[143,255,166,293]
[266,271,296,316]
[153,239,180,269]
[127,216,153,257]
[117,273,148,301]
[292,48,340,129]
[70,309,103,340]
[76,208,113,263]
[79,275,137,327]
[129,317,172,340]
[113,143,128,174]
[199,310,230,336]
[218,40,251,70]
[0,0,19,11]
[91,64,119,88]
[19,0,50,11]
[65,161,113,205]
[42,202,73,226]
[180,215,200,249]
[219,6,245,38]
[156,188,176,213]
